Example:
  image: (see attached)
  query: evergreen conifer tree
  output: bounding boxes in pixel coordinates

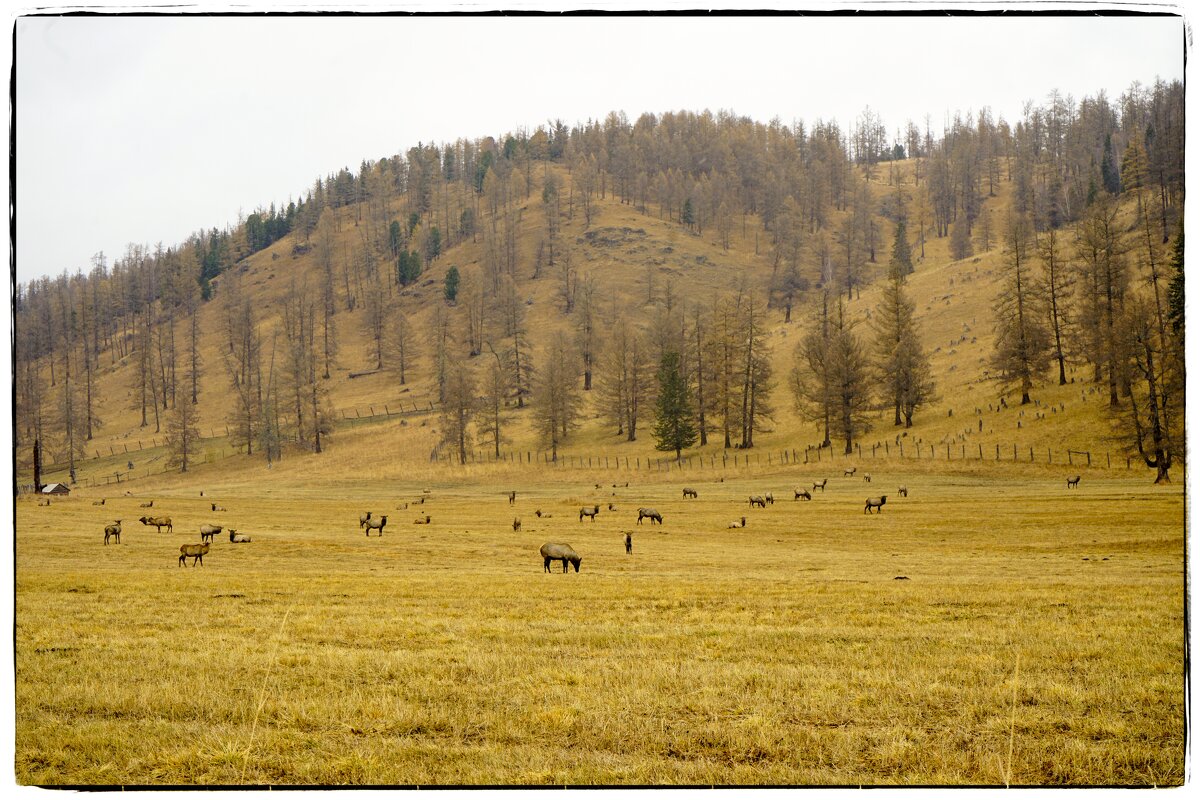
[653,351,697,461]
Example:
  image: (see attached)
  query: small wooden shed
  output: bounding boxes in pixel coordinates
[40,483,70,496]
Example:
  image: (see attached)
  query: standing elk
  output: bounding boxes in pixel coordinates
[364,515,388,536]
[813,479,828,492]
[637,508,662,525]
[749,495,766,508]
[898,486,908,497]
[200,524,223,543]
[844,467,857,477]
[513,518,522,532]
[178,542,210,567]
[579,505,600,522]
[1066,475,1081,488]
[139,515,173,533]
[540,542,582,573]
[863,473,872,483]
[359,511,373,529]
[794,489,812,501]
[625,533,632,554]
[765,492,775,505]
[864,496,888,514]
[682,488,698,499]
[103,520,122,546]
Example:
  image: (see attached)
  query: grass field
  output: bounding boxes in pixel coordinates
[14,463,1185,786]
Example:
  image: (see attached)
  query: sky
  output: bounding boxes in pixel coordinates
[13,8,1187,283]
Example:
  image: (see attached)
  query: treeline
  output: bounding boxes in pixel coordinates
[14,78,1184,480]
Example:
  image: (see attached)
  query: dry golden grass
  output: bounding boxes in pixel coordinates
[16,461,1184,786]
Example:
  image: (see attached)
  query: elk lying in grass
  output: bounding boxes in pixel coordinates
[359,511,373,529]
[864,496,888,514]
[794,489,812,501]
[728,517,747,529]
[103,520,122,546]
[682,487,698,499]
[637,507,662,525]
[139,500,154,508]
[579,505,600,522]
[540,542,582,573]
[229,530,251,543]
[535,509,552,518]
[179,541,210,567]
[140,515,173,533]
[92,499,106,506]
[813,479,828,492]
[200,524,223,543]
[1066,475,1081,488]
[413,515,431,524]
[364,515,388,536]
[748,495,766,508]
[211,503,226,512]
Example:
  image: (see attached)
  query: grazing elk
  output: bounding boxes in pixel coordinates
[103,520,122,546]
[200,524,223,543]
[844,467,857,477]
[1067,475,1081,489]
[794,489,812,501]
[864,496,888,514]
[364,515,388,536]
[513,518,521,532]
[728,517,747,529]
[813,479,828,492]
[749,495,767,508]
[637,507,662,525]
[229,530,251,543]
[139,500,154,508]
[140,515,173,533]
[359,511,373,529]
[765,492,775,505]
[579,505,600,522]
[682,487,698,499]
[178,542,210,567]
[898,486,908,497]
[540,542,582,573]
[863,473,872,483]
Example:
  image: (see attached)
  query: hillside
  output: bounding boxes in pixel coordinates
[21,163,1170,492]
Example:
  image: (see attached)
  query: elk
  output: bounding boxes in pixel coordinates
[103,520,122,546]
[863,473,872,483]
[178,542,210,567]
[359,511,373,529]
[413,515,431,524]
[682,488,698,499]
[508,491,517,505]
[200,524,223,543]
[139,515,173,533]
[1066,475,1081,489]
[364,515,388,536]
[512,518,522,532]
[229,530,251,543]
[211,503,226,512]
[898,486,908,497]
[92,499,106,506]
[843,467,857,477]
[794,489,812,501]
[625,533,632,554]
[637,507,662,525]
[813,479,828,492]
[748,495,766,508]
[864,496,888,514]
[540,542,582,573]
[579,505,600,522]
[765,492,775,505]
[139,500,154,508]
[728,517,747,529]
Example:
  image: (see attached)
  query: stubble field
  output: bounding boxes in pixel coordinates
[14,465,1186,786]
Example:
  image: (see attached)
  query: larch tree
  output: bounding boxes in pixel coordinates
[992,211,1051,404]
[533,333,581,461]
[165,397,202,473]
[1036,226,1074,385]
[874,259,934,428]
[440,359,478,465]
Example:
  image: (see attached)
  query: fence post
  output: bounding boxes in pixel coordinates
[978,444,983,460]
[899,443,903,458]
[1107,452,1110,468]
[996,444,1001,461]
[1014,443,1017,461]
[1068,451,1073,465]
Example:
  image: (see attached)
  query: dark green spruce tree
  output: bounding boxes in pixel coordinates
[652,351,697,461]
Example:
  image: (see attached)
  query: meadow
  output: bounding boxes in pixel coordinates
[14,462,1185,786]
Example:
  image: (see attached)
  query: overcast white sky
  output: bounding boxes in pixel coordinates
[13,8,1187,283]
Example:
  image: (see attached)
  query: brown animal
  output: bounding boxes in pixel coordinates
[898,486,909,497]
[513,518,522,532]
[813,479,828,492]
[625,532,632,554]
[178,541,210,567]
[92,499,106,506]
[540,542,582,573]
[1066,475,1081,488]
[843,467,857,477]
[579,505,600,522]
[211,503,226,512]
[229,530,251,543]
[139,500,154,508]
[682,487,698,499]
[864,496,888,514]
[794,489,812,501]
[728,517,747,529]
[359,511,373,529]
[637,507,662,525]
[863,473,872,483]
[103,520,122,546]
[749,495,766,508]
[364,515,388,536]
[139,515,173,533]
[508,491,517,505]
[200,524,223,542]
[413,515,431,524]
